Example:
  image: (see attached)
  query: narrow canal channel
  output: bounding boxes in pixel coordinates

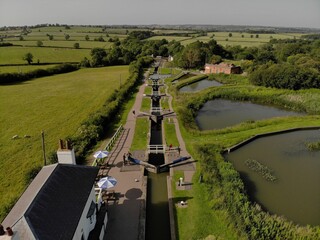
[145,65,171,240]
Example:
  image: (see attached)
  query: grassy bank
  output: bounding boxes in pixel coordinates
[170,74,320,239]
[130,118,149,151]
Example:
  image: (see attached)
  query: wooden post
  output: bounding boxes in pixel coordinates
[41,131,47,166]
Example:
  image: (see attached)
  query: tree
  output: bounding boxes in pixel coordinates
[228,33,233,37]
[85,35,90,41]
[74,43,80,49]
[256,34,259,38]
[48,35,54,40]
[80,57,91,68]
[65,34,70,40]
[210,55,222,64]
[36,40,43,47]
[19,36,24,41]
[23,52,33,64]
[90,48,107,67]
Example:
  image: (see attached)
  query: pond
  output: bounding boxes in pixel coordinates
[225,129,320,226]
[179,79,223,92]
[196,99,304,130]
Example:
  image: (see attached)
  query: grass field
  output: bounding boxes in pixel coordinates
[0,46,90,64]
[0,64,57,74]
[0,65,129,221]
[148,32,304,47]
[6,40,112,49]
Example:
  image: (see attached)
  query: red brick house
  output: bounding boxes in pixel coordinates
[204,63,241,74]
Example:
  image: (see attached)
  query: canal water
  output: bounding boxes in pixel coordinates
[225,129,320,226]
[196,99,304,130]
[179,79,223,92]
[145,69,171,239]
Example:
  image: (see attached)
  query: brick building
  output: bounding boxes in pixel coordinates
[204,63,242,74]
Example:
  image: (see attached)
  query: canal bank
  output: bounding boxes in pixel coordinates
[100,64,196,239]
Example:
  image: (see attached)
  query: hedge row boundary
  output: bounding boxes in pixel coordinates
[0,63,79,85]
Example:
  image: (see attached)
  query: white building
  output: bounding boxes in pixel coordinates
[0,163,104,240]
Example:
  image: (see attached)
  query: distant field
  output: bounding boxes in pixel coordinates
[0,46,90,64]
[5,40,112,49]
[147,36,191,42]
[0,64,57,74]
[147,32,304,47]
[0,66,129,221]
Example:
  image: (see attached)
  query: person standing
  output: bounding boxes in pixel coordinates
[123,153,127,165]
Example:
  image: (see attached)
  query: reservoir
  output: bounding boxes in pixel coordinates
[196,99,304,130]
[179,79,223,92]
[225,129,320,226]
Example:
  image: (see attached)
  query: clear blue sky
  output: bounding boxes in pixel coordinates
[0,0,319,28]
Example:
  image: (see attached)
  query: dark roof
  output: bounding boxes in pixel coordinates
[24,164,99,240]
[2,164,57,227]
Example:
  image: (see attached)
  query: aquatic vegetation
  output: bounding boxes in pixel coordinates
[245,159,277,182]
[306,141,320,151]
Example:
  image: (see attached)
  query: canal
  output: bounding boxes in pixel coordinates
[145,66,171,240]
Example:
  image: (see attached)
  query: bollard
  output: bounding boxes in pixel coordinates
[179,177,183,186]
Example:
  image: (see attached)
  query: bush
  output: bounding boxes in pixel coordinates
[0,64,79,85]
[249,63,320,90]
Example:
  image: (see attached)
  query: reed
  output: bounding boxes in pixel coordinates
[306,141,320,151]
[245,159,277,182]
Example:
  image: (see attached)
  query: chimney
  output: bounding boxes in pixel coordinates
[57,139,76,165]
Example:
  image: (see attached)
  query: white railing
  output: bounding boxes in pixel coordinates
[105,125,123,151]
[152,90,160,96]
[92,125,123,166]
[151,107,162,113]
[148,145,165,154]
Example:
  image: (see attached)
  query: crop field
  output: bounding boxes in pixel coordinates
[0,65,129,221]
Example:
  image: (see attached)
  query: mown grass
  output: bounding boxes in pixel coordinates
[0,46,90,64]
[140,97,151,113]
[163,118,179,147]
[0,65,129,221]
[130,118,149,151]
[172,171,243,240]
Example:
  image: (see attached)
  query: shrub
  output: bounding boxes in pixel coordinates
[0,64,79,85]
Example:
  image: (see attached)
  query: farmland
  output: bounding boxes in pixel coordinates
[0,65,129,221]
[148,31,303,47]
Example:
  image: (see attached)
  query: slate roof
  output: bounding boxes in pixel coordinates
[2,164,99,240]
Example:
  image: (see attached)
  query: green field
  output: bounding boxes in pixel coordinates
[6,40,112,49]
[0,64,57,74]
[0,66,129,221]
[0,46,90,64]
[148,32,304,47]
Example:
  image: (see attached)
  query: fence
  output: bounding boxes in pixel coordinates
[92,125,123,166]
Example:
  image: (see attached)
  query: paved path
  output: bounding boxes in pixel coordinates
[102,76,147,240]
[97,71,195,240]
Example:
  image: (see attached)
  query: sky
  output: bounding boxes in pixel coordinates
[0,0,319,29]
